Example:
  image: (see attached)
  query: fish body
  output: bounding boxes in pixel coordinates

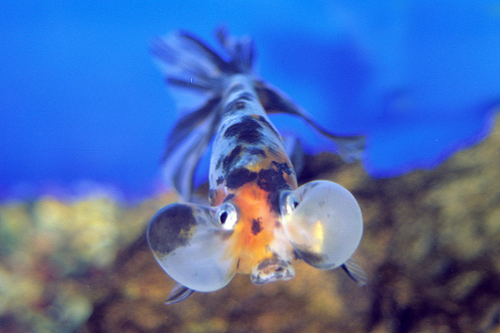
[147,28,366,304]
[208,74,299,281]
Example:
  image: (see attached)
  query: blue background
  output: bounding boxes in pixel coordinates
[1,1,499,201]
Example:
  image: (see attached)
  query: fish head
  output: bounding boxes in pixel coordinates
[147,180,362,293]
[147,180,298,292]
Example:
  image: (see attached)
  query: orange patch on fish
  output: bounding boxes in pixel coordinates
[226,182,278,274]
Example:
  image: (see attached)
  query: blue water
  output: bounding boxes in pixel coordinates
[1,1,499,200]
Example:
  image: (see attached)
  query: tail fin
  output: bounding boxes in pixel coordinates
[255,80,365,163]
[151,28,255,200]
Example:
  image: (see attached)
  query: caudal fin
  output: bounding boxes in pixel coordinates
[255,80,365,163]
[152,28,255,200]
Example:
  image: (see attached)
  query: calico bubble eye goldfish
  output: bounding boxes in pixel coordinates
[147,28,366,304]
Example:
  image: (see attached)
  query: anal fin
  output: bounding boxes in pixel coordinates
[165,283,196,305]
[341,257,367,286]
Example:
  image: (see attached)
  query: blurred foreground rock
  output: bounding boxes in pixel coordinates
[2,115,500,333]
[0,190,173,333]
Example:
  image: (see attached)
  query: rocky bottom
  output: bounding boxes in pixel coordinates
[1,115,500,333]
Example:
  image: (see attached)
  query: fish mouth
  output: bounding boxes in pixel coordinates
[250,258,295,285]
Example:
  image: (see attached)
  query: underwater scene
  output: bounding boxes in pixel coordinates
[2,1,500,332]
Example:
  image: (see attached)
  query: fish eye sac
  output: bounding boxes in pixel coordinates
[280,180,363,270]
[216,202,238,230]
[280,191,300,216]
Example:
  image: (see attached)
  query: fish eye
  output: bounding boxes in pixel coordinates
[216,203,238,230]
[280,191,300,217]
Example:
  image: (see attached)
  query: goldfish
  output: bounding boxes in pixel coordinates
[147,27,366,304]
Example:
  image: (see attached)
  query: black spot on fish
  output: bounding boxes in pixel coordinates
[147,204,197,255]
[258,115,280,138]
[224,116,264,144]
[226,167,257,189]
[238,130,264,144]
[215,154,224,170]
[273,161,293,175]
[216,175,225,185]
[246,147,267,158]
[251,218,263,235]
[266,142,281,157]
[222,145,243,173]
[256,165,292,193]
[295,248,328,267]
[256,163,293,213]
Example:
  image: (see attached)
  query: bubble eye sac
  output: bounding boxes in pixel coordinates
[216,202,239,230]
[147,203,237,292]
[280,181,363,270]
